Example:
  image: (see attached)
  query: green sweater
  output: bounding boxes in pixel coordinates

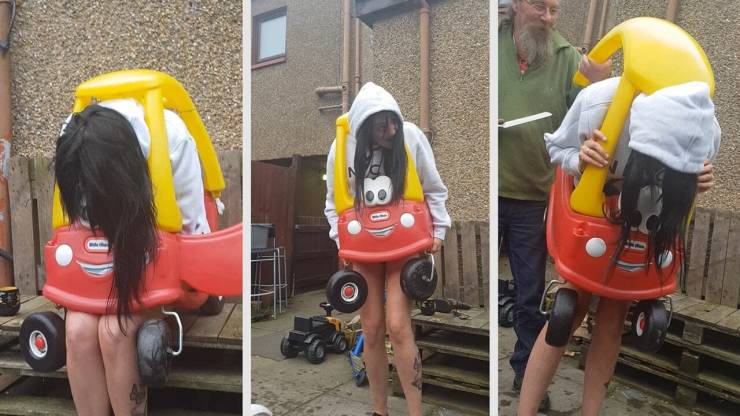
[498,20,581,201]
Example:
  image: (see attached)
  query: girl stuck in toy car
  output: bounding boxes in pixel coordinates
[518,78,720,415]
[21,70,242,416]
[324,82,450,416]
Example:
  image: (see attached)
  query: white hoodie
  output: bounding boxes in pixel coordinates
[545,77,720,179]
[63,99,211,235]
[324,82,451,247]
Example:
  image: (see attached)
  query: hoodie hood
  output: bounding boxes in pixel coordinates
[348,82,404,135]
[629,81,721,174]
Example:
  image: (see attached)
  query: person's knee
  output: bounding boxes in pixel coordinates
[98,315,136,354]
[386,316,412,345]
[362,318,386,347]
[66,313,99,353]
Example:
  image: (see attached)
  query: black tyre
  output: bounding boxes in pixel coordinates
[306,339,326,364]
[331,332,348,353]
[355,369,367,386]
[400,257,437,301]
[199,295,225,316]
[137,319,172,387]
[631,299,668,353]
[326,271,368,313]
[545,288,578,347]
[499,297,515,328]
[280,335,299,358]
[19,311,66,372]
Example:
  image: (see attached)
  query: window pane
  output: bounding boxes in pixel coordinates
[259,15,286,60]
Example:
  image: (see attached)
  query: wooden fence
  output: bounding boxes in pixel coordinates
[433,221,490,310]
[7,150,242,297]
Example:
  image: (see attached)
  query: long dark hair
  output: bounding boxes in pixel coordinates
[608,151,696,278]
[353,111,406,209]
[55,104,158,333]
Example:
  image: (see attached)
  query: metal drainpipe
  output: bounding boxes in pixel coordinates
[341,0,351,112]
[0,0,15,286]
[597,0,610,39]
[419,0,431,138]
[581,0,599,52]
[666,0,679,22]
[354,17,361,97]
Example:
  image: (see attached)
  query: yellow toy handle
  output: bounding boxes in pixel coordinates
[53,69,225,232]
[333,113,424,215]
[570,17,714,217]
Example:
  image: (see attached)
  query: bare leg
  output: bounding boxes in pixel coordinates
[99,313,148,416]
[66,311,111,416]
[385,257,422,416]
[518,284,591,416]
[356,261,389,416]
[581,298,630,416]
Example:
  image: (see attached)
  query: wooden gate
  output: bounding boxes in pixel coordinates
[292,216,338,293]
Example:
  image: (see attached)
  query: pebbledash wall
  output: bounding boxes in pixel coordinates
[369,0,490,222]
[10,0,242,156]
[553,0,740,212]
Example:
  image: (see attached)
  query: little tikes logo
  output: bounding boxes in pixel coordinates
[370,211,390,222]
[85,238,110,253]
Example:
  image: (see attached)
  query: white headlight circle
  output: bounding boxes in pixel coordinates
[348,220,362,235]
[55,244,73,267]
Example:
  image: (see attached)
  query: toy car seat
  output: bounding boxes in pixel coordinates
[545,17,714,352]
[326,114,437,313]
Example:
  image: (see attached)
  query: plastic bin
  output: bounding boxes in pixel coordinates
[251,224,274,249]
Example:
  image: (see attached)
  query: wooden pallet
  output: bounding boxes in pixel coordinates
[0,296,242,351]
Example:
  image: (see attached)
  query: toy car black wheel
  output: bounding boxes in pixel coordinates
[355,369,367,386]
[326,271,368,313]
[400,257,437,301]
[306,339,326,364]
[498,296,515,328]
[137,319,172,387]
[331,332,348,353]
[630,299,668,353]
[19,311,66,372]
[199,295,225,316]
[545,288,577,347]
[280,335,299,358]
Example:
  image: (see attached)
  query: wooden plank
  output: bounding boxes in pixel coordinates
[686,209,711,298]
[417,329,489,361]
[218,304,242,345]
[442,223,460,300]
[706,212,731,304]
[185,304,234,345]
[411,308,488,336]
[0,395,77,416]
[0,296,55,330]
[8,157,36,296]
[479,222,490,310]
[716,309,740,332]
[217,150,243,229]
[721,215,740,307]
[432,249,443,299]
[31,158,55,290]
[678,302,737,326]
[460,222,478,307]
[672,293,703,313]
[665,333,740,366]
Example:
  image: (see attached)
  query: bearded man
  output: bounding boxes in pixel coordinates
[498,0,609,411]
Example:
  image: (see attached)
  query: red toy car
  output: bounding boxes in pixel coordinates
[326,114,436,313]
[18,70,242,386]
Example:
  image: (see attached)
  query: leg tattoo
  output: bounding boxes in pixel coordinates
[411,351,423,391]
[130,383,147,415]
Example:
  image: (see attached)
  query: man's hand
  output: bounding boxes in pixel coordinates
[430,238,443,254]
[579,55,612,84]
[697,161,715,193]
[578,129,610,173]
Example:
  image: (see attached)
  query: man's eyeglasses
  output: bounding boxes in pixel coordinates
[523,0,560,17]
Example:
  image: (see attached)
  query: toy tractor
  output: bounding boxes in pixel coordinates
[280,302,348,364]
